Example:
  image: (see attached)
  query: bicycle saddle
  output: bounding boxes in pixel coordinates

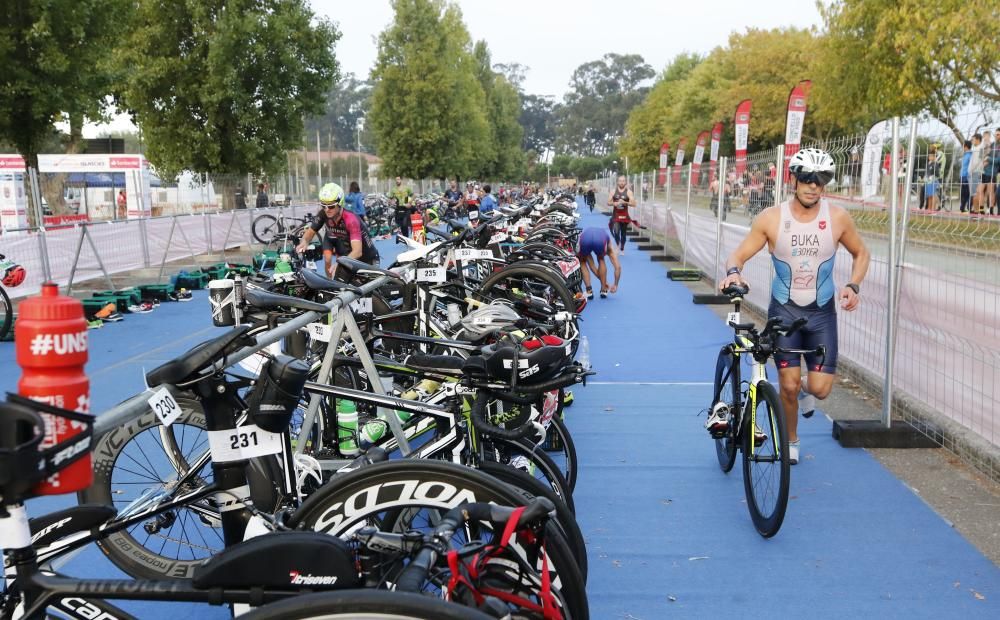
[146,325,255,386]
[336,257,402,280]
[299,268,361,294]
[244,287,329,313]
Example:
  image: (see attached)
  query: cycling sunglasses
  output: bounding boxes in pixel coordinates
[321,201,343,210]
[792,169,834,187]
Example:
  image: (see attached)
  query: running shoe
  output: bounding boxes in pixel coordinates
[789,439,801,465]
[586,288,594,300]
[87,319,103,329]
[176,288,193,302]
[599,288,608,299]
[103,312,124,323]
[142,297,161,308]
[799,377,816,418]
[705,401,730,434]
[562,390,574,407]
[128,304,152,314]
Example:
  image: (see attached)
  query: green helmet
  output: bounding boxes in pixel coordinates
[318,182,344,206]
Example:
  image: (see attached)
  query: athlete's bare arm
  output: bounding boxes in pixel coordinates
[833,206,869,311]
[719,206,778,290]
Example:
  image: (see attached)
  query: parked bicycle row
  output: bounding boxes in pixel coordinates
[2,191,595,619]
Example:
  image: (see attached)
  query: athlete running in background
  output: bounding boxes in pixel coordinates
[297,183,380,279]
[607,175,634,253]
[575,226,622,299]
[710,149,870,464]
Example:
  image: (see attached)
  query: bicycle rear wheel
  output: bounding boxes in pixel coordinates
[741,381,790,537]
[252,214,281,244]
[713,347,738,473]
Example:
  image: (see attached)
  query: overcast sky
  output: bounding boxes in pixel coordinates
[81,0,824,137]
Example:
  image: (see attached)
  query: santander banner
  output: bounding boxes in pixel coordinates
[709,122,723,183]
[734,99,752,176]
[691,131,710,184]
[783,80,812,180]
[672,137,687,185]
[658,142,670,187]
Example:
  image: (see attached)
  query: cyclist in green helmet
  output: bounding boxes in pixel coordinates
[389,176,414,237]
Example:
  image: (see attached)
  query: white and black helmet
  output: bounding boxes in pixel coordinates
[458,304,521,340]
[788,148,836,186]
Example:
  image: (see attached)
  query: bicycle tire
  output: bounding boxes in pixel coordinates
[477,460,588,582]
[489,435,576,515]
[543,411,577,493]
[252,214,281,244]
[80,398,283,579]
[0,285,11,341]
[475,264,577,319]
[741,380,790,537]
[239,589,494,620]
[713,347,738,473]
[288,460,588,620]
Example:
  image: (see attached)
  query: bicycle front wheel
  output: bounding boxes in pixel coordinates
[741,381,790,538]
[713,347,738,473]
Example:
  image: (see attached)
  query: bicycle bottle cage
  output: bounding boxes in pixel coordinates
[0,395,93,508]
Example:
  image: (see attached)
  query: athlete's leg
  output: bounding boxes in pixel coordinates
[596,256,609,291]
[322,249,334,278]
[802,371,834,400]
[578,255,595,292]
[778,366,803,443]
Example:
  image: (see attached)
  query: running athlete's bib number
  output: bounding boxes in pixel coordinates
[207,424,283,463]
[417,267,446,283]
[148,387,182,427]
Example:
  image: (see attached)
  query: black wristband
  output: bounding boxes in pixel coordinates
[726,267,741,276]
[845,282,860,294]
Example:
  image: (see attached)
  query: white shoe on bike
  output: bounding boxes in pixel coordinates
[705,402,730,435]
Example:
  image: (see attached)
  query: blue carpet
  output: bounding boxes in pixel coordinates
[1,214,998,618]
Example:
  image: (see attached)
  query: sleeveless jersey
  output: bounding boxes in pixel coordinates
[611,188,630,222]
[771,200,837,307]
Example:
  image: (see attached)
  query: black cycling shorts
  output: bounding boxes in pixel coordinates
[768,299,838,373]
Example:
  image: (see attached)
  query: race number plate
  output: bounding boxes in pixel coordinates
[207,424,284,463]
[490,232,508,244]
[148,387,182,427]
[727,311,741,325]
[456,248,493,260]
[306,260,317,271]
[417,267,446,283]
[308,322,332,342]
[350,297,373,313]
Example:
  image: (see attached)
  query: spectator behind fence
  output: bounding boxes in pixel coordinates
[345,181,366,220]
[924,151,940,211]
[981,132,996,216]
[256,183,269,209]
[116,190,127,219]
[960,140,972,213]
[968,133,984,213]
[986,129,1000,216]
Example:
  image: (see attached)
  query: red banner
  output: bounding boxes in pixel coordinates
[708,122,723,183]
[671,137,688,185]
[657,142,670,186]
[691,131,710,183]
[783,80,812,180]
[43,214,89,229]
[734,99,752,176]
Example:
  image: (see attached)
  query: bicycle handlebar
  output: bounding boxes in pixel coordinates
[395,497,556,593]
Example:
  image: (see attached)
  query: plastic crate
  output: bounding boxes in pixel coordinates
[137,284,175,300]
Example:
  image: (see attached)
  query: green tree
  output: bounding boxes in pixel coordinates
[520,94,557,153]
[118,0,339,203]
[556,53,655,156]
[304,74,373,154]
[369,0,489,180]
[0,1,125,171]
[470,41,525,181]
[818,0,998,141]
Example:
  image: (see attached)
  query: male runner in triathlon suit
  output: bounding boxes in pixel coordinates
[389,176,414,237]
[709,148,870,464]
[607,175,634,253]
[297,183,380,279]
[576,227,622,299]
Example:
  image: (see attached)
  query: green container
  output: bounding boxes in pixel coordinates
[253,251,279,271]
[336,399,360,456]
[91,294,131,312]
[137,284,175,300]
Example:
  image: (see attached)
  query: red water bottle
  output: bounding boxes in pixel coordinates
[15,282,91,494]
[410,211,425,244]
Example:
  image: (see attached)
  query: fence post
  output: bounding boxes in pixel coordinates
[684,163,694,266]
[881,117,901,429]
[27,168,53,281]
[713,157,727,288]
[664,172,673,259]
